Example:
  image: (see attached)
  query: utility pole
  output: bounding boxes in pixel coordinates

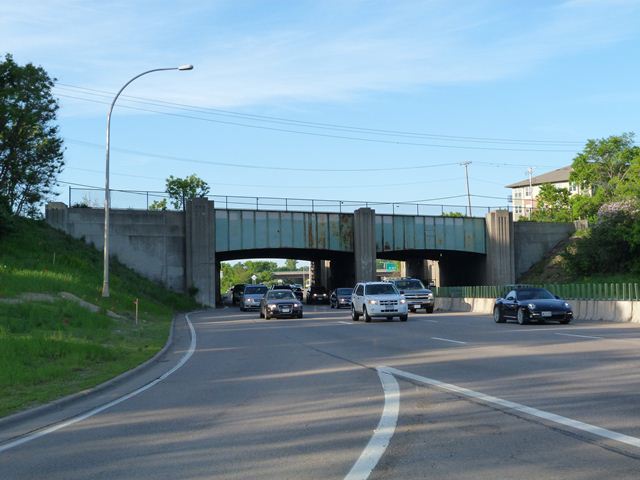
[527,167,535,219]
[461,161,472,216]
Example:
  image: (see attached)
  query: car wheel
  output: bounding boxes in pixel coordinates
[351,306,360,321]
[364,306,372,323]
[560,317,571,324]
[265,310,272,320]
[409,307,415,313]
[400,314,408,322]
[298,312,303,319]
[426,306,434,314]
[493,306,505,323]
[259,308,264,318]
[330,302,335,309]
[517,308,529,325]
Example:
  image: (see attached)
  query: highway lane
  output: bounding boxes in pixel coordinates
[2,307,640,478]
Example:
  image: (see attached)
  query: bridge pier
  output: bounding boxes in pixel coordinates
[353,208,376,283]
[185,198,217,306]
[484,210,515,285]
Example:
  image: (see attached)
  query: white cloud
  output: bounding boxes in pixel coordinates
[3,0,639,112]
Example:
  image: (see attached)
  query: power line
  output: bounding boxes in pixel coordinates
[65,138,463,172]
[55,83,584,146]
[63,166,466,190]
[55,91,581,153]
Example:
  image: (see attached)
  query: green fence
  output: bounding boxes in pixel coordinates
[433,283,640,301]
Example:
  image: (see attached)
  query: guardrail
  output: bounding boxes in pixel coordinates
[65,186,511,217]
[434,283,640,301]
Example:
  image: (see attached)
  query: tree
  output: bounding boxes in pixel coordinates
[165,174,210,210]
[530,184,572,222]
[570,133,640,205]
[0,54,64,217]
[283,259,298,271]
[148,198,168,211]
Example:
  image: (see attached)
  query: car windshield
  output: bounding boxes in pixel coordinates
[365,283,397,295]
[337,288,352,295]
[267,290,296,300]
[393,279,425,290]
[516,288,556,300]
[244,286,267,295]
[273,285,292,290]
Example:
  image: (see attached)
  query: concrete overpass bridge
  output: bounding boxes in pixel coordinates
[46,199,572,306]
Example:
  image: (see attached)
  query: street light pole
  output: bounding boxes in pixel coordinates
[461,161,472,216]
[527,166,535,219]
[102,64,193,297]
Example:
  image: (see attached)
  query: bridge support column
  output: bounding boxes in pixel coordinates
[403,258,427,280]
[485,210,515,285]
[185,198,216,306]
[353,208,376,283]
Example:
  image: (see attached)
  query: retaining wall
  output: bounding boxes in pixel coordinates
[435,297,640,323]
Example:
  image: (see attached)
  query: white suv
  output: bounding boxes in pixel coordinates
[351,281,408,322]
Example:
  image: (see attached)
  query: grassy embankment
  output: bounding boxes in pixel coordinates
[0,218,198,418]
[518,231,640,285]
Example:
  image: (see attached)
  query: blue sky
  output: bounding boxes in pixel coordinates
[3,0,640,217]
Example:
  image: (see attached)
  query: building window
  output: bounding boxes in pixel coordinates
[525,187,532,197]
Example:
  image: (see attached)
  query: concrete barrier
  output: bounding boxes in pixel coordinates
[434,297,640,323]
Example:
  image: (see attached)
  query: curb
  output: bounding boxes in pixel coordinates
[0,313,182,430]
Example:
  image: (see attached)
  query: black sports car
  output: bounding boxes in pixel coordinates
[493,287,572,325]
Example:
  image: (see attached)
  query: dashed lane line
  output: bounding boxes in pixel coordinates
[431,337,467,345]
[556,333,603,340]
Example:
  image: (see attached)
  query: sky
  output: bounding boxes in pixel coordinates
[3,0,640,220]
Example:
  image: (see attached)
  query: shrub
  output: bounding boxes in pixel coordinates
[564,200,640,276]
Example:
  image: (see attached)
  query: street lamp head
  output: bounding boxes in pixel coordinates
[178,64,194,71]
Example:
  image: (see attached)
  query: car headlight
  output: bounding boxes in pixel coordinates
[528,303,537,310]
[427,293,433,298]
[399,298,406,304]
[268,304,277,309]
[294,303,301,308]
[564,302,571,309]
[368,299,378,305]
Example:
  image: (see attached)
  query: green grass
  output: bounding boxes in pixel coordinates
[0,218,198,417]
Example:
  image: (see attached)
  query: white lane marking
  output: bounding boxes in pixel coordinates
[431,337,467,345]
[0,313,198,454]
[344,367,399,480]
[338,321,353,325]
[384,366,640,450]
[556,333,603,340]
[423,319,438,323]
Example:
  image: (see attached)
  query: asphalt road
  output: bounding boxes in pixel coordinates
[2,306,640,479]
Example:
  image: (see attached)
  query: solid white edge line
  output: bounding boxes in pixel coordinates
[555,333,603,340]
[344,367,399,480]
[383,366,640,450]
[431,337,467,345]
[0,313,198,454]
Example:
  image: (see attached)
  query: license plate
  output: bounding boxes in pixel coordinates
[281,308,291,313]
[541,311,552,317]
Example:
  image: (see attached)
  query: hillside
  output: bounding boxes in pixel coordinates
[0,218,198,417]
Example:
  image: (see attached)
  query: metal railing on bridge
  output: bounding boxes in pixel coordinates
[66,186,511,217]
[434,283,640,301]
